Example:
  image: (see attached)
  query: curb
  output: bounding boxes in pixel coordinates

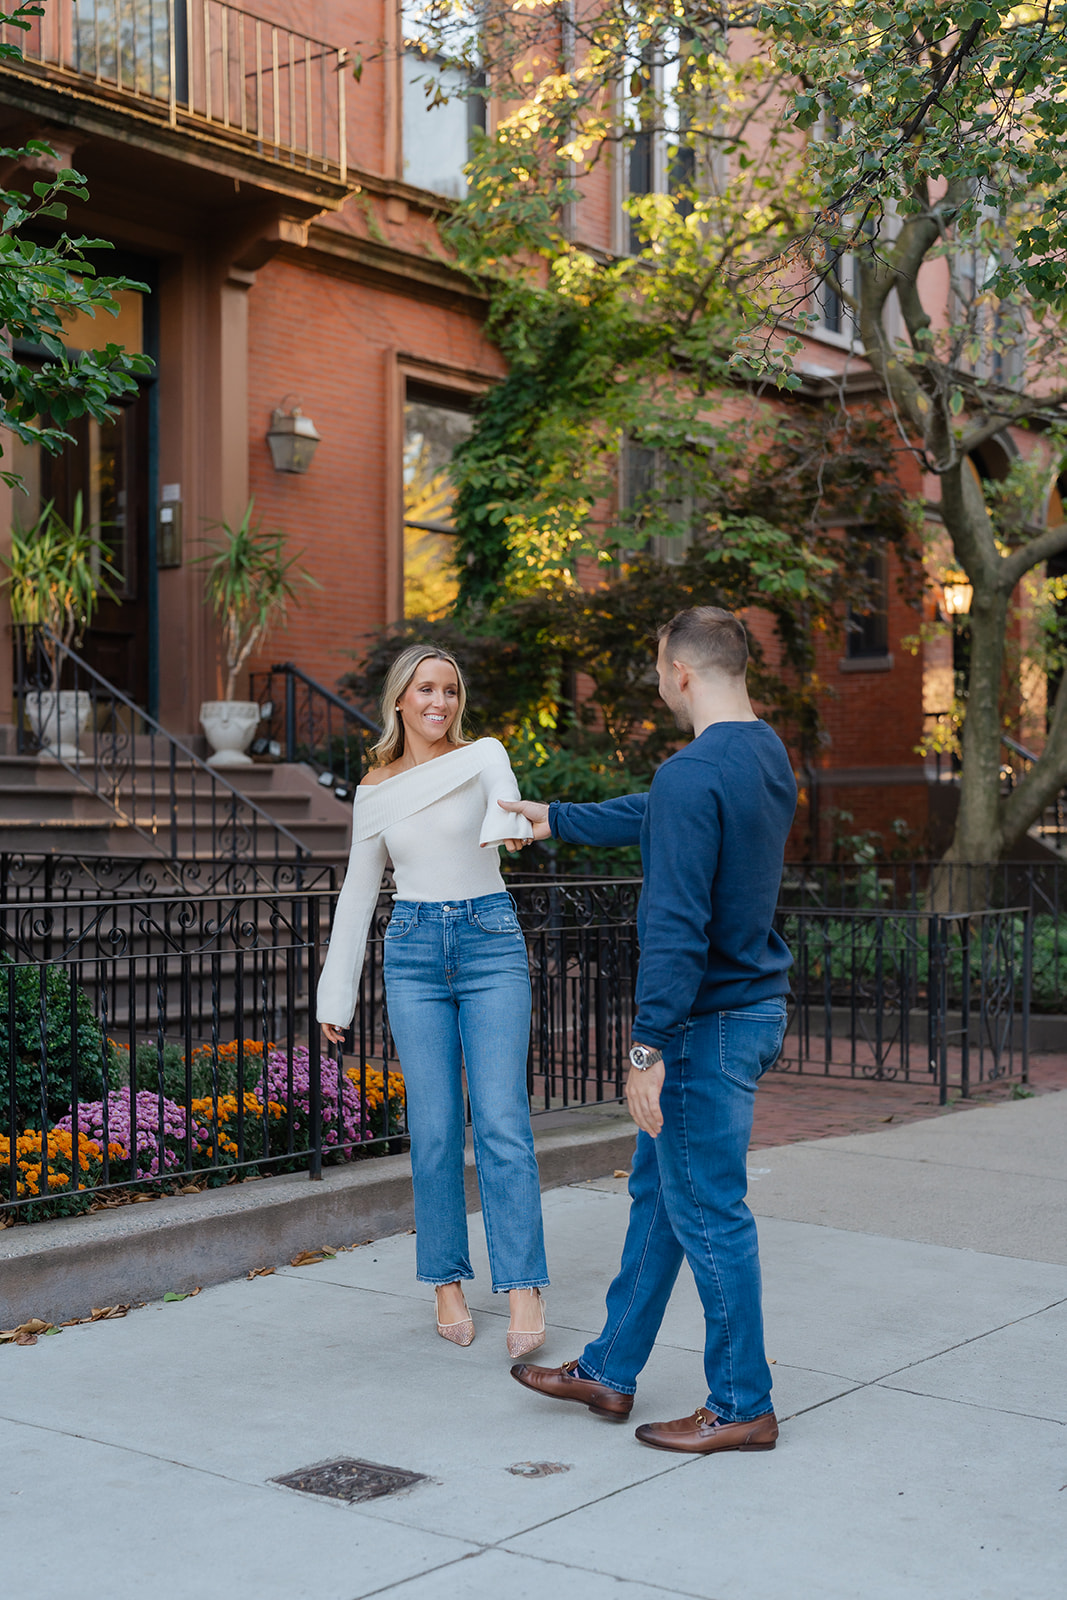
[0,1108,636,1326]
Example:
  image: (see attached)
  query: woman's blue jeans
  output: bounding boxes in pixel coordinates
[383,893,548,1293]
[578,1000,788,1422]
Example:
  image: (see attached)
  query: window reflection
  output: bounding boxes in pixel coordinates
[402,49,486,198]
[403,392,474,619]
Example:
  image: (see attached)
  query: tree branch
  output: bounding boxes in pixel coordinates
[1000,521,1067,588]
[999,658,1067,848]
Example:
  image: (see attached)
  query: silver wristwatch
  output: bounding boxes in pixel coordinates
[629,1042,663,1072]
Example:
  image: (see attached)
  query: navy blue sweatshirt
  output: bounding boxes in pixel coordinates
[549,720,797,1049]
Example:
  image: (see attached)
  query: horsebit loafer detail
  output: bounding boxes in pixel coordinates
[510,1360,634,1420]
[634,1408,779,1454]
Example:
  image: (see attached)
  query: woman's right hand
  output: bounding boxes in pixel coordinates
[321,1023,347,1046]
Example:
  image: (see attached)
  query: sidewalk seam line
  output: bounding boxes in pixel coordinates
[862,1293,1067,1385]
[875,1382,1065,1426]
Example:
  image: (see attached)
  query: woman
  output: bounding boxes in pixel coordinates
[318,644,548,1356]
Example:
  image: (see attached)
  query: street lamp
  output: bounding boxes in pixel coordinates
[942,579,973,617]
[267,400,321,474]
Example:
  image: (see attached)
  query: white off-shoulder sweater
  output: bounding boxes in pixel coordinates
[316,737,532,1027]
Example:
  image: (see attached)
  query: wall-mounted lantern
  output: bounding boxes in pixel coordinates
[267,399,321,474]
[941,578,974,617]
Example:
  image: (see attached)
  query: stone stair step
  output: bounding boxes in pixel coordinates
[0,756,352,864]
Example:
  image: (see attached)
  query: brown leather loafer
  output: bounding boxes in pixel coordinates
[635,1407,778,1454]
[511,1359,634,1420]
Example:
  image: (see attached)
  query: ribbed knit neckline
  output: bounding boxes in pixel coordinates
[352,738,496,841]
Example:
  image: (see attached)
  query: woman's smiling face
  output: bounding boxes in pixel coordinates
[398,657,460,745]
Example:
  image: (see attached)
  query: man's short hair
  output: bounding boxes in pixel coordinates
[658,606,749,678]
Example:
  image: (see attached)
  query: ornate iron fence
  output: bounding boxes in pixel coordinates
[776,907,1030,1103]
[1,885,1031,1221]
[0,852,336,907]
[778,858,1063,1009]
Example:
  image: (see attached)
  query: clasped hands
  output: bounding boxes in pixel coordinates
[492,796,552,855]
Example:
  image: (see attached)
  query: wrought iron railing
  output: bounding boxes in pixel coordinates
[0,850,336,905]
[0,883,1031,1222]
[0,0,349,180]
[776,906,1030,1103]
[14,626,311,863]
[250,662,380,794]
[778,858,1064,1010]
[0,881,637,1219]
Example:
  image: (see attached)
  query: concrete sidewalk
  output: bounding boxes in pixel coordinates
[3,1094,1064,1600]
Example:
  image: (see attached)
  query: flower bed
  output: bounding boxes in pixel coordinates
[2,1040,406,1224]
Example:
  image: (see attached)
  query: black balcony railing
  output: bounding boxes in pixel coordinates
[0,0,349,180]
[1,883,1030,1222]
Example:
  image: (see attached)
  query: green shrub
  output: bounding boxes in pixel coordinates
[0,956,107,1129]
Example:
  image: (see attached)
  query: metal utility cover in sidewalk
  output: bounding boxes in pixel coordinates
[272,1458,429,1504]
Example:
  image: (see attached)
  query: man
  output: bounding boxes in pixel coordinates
[499,605,796,1455]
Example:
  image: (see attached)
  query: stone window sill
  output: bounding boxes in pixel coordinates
[839,654,894,674]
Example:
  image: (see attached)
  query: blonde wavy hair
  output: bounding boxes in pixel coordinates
[371,645,471,766]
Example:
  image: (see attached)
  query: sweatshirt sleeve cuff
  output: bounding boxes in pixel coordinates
[631,1018,678,1052]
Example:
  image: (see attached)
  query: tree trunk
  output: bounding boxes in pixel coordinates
[930,468,1010,911]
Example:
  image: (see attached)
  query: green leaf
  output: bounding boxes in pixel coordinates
[162,1292,188,1303]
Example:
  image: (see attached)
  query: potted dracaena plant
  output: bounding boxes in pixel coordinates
[2,493,120,758]
[195,501,317,767]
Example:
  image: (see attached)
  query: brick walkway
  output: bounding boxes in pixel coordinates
[750,1051,1067,1149]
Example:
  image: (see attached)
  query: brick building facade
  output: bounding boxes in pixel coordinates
[0,2,1048,858]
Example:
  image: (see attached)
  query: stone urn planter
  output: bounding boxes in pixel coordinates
[27,689,92,760]
[200,700,260,768]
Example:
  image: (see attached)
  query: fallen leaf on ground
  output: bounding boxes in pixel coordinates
[290,1249,325,1266]
[131,1193,157,1203]
[177,1184,202,1195]
[613,1170,629,1179]
[0,1318,56,1345]
[88,1305,129,1321]
[162,1292,187,1302]
[247,1267,275,1279]
[880,1116,895,1123]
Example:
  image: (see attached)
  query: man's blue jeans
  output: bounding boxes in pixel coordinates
[579,1000,788,1421]
[383,893,548,1293]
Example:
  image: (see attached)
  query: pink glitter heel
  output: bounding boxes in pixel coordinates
[507,1289,546,1359]
[435,1286,475,1347]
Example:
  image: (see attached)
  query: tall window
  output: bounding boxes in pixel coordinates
[402,48,486,198]
[845,548,890,660]
[621,30,695,254]
[619,439,694,563]
[403,386,474,618]
[72,0,187,101]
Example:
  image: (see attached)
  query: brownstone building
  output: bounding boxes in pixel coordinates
[0,2,1049,861]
